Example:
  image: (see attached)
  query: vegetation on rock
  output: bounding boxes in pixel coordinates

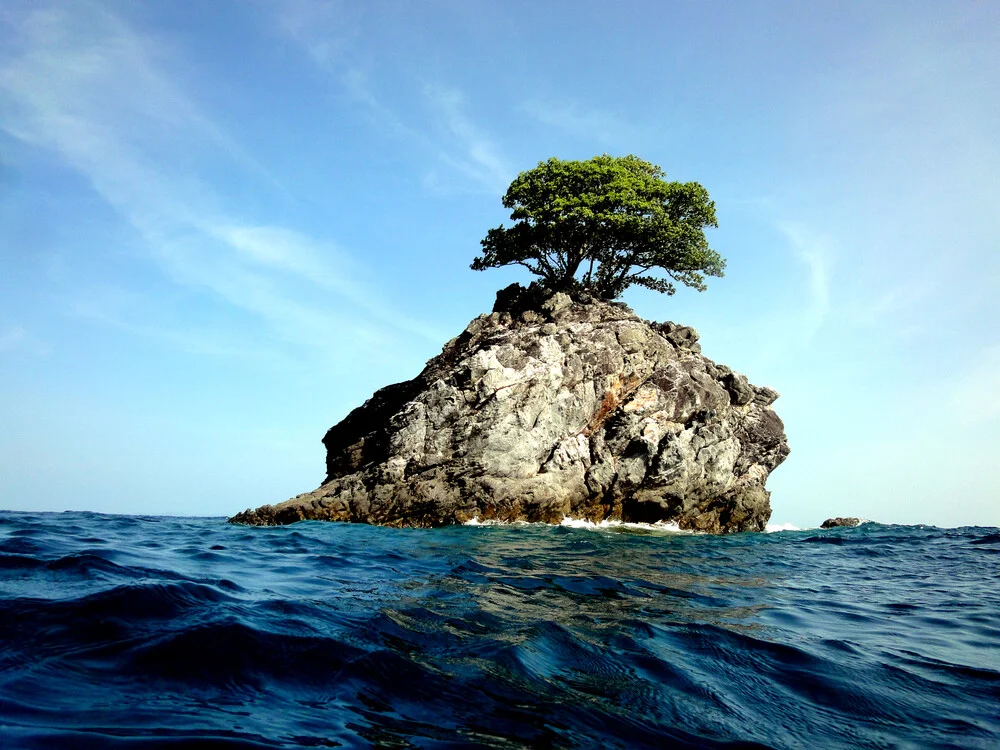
[471,155,725,299]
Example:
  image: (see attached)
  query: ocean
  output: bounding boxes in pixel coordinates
[0,511,997,748]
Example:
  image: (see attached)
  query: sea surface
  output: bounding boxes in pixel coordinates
[0,512,998,749]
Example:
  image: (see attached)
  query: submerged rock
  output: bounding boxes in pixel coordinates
[821,517,863,529]
[231,284,790,532]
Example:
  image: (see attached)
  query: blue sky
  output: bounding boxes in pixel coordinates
[1,0,997,527]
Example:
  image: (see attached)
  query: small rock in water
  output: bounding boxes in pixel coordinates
[821,517,862,528]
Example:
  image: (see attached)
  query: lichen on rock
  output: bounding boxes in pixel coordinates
[230,283,790,532]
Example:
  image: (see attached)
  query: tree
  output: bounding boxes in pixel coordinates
[471,155,725,300]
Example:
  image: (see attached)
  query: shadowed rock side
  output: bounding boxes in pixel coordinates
[231,284,790,532]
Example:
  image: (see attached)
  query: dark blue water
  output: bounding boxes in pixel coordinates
[0,512,997,749]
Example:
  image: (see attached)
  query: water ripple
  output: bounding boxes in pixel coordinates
[0,511,997,748]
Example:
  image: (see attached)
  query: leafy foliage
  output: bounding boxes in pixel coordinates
[471,155,725,299]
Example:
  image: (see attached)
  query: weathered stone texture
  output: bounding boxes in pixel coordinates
[230,284,790,532]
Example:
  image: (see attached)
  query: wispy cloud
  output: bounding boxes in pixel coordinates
[71,298,292,364]
[341,72,513,194]
[1,324,27,352]
[275,0,356,68]
[424,84,513,194]
[520,98,631,146]
[341,68,425,143]
[0,1,438,355]
[205,225,446,342]
[0,325,26,352]
[840,276,939,342]
[777,222,832,343]
[0,321,48,355]
[270,5,513,194]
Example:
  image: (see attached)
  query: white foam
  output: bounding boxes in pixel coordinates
[559,517,689,533]
[462,516,691,534]
[765,522,801,533]
[462,517,531,527]
[558,516,614,529]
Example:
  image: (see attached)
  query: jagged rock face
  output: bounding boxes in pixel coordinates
[230,284,790,532]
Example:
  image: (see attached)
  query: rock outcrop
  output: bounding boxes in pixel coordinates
[821,517,863,529]
[230,284,790,532]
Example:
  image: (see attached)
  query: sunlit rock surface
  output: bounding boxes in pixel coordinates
[231,284,789,532]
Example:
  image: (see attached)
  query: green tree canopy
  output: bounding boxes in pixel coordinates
[471,155,725,300]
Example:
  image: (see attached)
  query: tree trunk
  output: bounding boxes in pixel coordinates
[561,257,582,289]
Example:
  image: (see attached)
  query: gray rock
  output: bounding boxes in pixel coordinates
[651,321,702,353]
[722,372,754,406]
[821,517,862,528]
[230,284,790,532]
[753,386,780,406]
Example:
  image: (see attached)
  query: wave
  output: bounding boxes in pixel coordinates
[765,522,802,532]
[1,511,998,748]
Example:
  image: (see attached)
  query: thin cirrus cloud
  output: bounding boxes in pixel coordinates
[776,223,832,344]
[341,68,427,145]
[274,0,358,68]
[519,98,633,147]
[339,69,514,195]
[422,84,514,195]
[0,326,27,352]
[0,1,438,355]
[270,3,515,195]
[202,224,445,345]
[0,324,44,355]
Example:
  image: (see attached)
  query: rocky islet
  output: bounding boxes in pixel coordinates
[231,284,790,532]
[821,517,864,529]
